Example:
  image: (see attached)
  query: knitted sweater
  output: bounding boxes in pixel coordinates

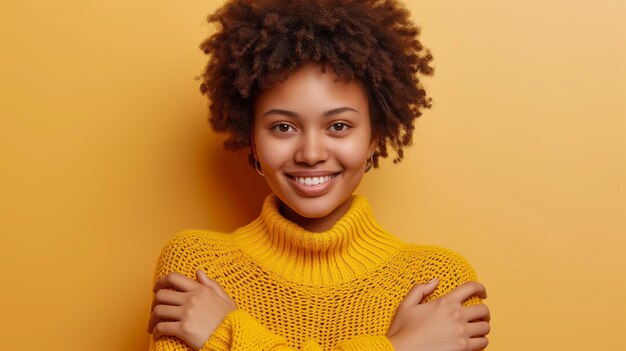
[150,194,479,351]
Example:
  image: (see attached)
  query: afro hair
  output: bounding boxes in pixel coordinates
[199,0,434,168]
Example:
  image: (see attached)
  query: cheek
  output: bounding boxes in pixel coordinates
[333,138,371,170]
[255,134,290,170]
[344,128,374,161]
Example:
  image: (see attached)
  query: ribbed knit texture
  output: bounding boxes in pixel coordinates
[150,194,479,351]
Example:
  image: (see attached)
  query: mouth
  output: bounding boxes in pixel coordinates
[284,172,341,196]
[286,173,340,186]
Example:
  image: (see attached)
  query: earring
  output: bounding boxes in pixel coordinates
[254,158,264,176]
[365,153,374,173]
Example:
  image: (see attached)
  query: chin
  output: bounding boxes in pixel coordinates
[292,205,334,219]
[283,192,352,220]
[284,196,332,217]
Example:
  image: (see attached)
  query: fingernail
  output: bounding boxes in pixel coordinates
[428,278,438,284]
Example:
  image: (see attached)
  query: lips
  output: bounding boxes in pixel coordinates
[285,172,340,196]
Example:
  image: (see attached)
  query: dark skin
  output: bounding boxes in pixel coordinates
[200,0,434,169]
[150,0,490,348]
[148,65,490,351]
[148,270,237,350]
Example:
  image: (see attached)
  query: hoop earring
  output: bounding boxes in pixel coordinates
[365,153,374,173]
[254,159,264,176]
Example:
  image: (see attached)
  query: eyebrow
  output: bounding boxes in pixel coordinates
[262,107,358,118]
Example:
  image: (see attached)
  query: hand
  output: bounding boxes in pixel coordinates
[387,279,491,351]
[147,270,238,350]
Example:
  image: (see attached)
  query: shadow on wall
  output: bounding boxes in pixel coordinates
[202,128,271,232]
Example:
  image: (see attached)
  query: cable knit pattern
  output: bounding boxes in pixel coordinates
[150,194,479,351]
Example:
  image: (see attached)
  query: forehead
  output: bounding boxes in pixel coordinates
[254,63,369,115]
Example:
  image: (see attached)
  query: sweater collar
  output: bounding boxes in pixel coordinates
[233,194,405,286]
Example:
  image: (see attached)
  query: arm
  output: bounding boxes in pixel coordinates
[203,309,394,351]
[386,249,491,351]
[420,247,483,306]
[149,274,394,351]
[148,232,394,351]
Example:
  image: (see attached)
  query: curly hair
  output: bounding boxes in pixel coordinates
[199,0,433,168]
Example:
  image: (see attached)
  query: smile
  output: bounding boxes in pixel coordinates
[292,174,335,186]
[285,172,340,196]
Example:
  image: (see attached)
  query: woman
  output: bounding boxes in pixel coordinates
[147,0,491,350]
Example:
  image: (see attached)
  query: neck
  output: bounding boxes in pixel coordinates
[233,194,406,286]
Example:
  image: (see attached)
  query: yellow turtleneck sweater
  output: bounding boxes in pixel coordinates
[150,194,479,351]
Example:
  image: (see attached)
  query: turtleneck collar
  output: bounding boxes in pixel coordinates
[233,194,405,286]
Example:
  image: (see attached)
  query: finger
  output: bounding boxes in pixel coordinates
[147,305,183,333]
[153,272,197,293]
[196,270,232,302]
[398,278,439,308]
[463,303,491,323]
[466,336,489,350]
[152,321,181,340]
[150,289,186,312]
[196,269,219,289]
[443,281,487,303]
[466,320,490,338]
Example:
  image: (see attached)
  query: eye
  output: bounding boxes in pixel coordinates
[329,122,350,132]
[271,123,295,133]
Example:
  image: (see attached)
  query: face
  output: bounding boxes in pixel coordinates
[252,63,377,232]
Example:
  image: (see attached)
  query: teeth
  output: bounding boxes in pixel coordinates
[294,175,334,186]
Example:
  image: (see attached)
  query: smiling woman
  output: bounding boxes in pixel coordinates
[252,63,377,230]
[147,1,491,350]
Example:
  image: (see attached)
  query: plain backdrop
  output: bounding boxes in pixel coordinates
[1,0,624,350]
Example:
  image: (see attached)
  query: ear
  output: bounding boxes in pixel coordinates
[250,134,258,159]
[368,133,379,155]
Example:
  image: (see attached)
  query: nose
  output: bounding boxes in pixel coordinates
[294,130,328,166]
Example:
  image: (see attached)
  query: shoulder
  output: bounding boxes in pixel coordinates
[161,229,233,252]
[154,229,237,279]
[398,244,479,301]
[407,244,477,277]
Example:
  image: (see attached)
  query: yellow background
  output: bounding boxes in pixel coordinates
[1,0,624,349]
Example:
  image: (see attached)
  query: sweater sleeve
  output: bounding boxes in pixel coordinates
[149,231,395,351]
[202,309,394,351]
[419,246,482,307]
[149,310,393,350]
[149,299,393,351]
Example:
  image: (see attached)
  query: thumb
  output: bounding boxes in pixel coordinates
[399,278,439,307]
